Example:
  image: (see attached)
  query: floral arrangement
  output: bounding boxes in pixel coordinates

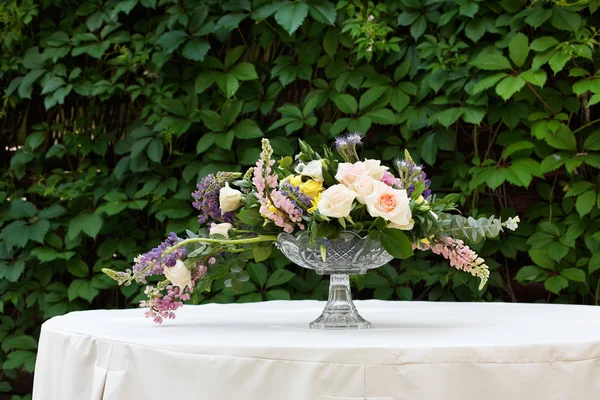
[103,134,519,323]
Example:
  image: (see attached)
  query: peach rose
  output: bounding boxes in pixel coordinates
[164,259,192,289]
[364,181,412,228]
[349,175,379,204]
[318,184,356,218]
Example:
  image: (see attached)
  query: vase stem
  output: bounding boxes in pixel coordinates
[309,274,371,330]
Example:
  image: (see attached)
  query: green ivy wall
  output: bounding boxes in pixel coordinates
[1,0,600,396]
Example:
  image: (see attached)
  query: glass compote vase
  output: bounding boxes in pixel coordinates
[276,231,393,330]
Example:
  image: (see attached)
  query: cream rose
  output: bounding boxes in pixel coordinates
[318,184,356,218]
[209,222,232,238]
[364,182,412,228]
[349,175,379,204]
[297,160,324,182]
[219,183,243,213]
[363,159,388,180]
[335,162,368,186]
[164,259,192,289]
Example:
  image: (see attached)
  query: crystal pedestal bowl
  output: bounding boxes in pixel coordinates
[276,231,393,329]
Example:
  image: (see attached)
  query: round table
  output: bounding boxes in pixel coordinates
[33,300,600,400]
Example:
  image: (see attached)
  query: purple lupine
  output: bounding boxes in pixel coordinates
[192,172,240,224]
[279,182,313,212]
[395,159,431,198]
[132,232,186,282]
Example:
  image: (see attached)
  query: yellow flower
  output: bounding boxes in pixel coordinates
[308,192,321,214]
[287,175,303,187]
[300,179,323,199]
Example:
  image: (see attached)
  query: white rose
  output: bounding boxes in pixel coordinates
[210,222,232,238]
[364,181,412,228]
[363,159,388,180]
[164,259,192,289]
[349,175,379,204]
[335,162,368,186]
[318,184,357,218]
[219,183,243,213]
[389,219,415,230]
[297,160,324,182]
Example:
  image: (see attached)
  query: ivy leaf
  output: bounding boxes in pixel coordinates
[364,109,394,125]
[265,269,295,288]
[359,86,387,110]
[509,33,529,68]
[462,107,486,125]
[331,93,357,114]
[233,119,263,139]
[550,7,581,32]
[472,73,508,94]
[230,62,258,81]
[503,141,534,159]
[182,38,210,61]
[576,190,596,217]
[548,51,570,75]
[215,73,240,98]
[544,275,569,294]
[560,268,586,283]
[525,8,552,28]
[379,229,414,259]
[390,88,410,113]
[156,31,188,53]
[410,15,427,39]
[18,69,45,99]
[530,36,558,52]
[275,2,309,35]
[307,2,336,25]
[545,125,576,150]
[471,52,511,71]
[465,19,485,42]
[495,76,526,101]
[459,2,478,17]
[431,108,463,128]
[520,69,547,87]
[589,253,600,274]
[583,130,600,151]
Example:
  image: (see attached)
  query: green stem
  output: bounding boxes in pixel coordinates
[573,118,600,135]
[166,235,278,254]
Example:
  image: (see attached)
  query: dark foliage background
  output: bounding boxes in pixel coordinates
[1,0,600,397]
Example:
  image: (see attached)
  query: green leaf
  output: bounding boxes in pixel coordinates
[182,38,210,62]
[509,33,529,67]
[196,133,216,153]
[431,108,463,128]
[253,244,273,262]
[247,263,268,287]
[503,141,534,159]
[390,88,410,113]
[520,69,547,87]
[465,18,485,42]
[266,289,290,300]
[156,31,188,53]
[275,2,309,35]
[237,208,264,226]
[359,86,387,110]
[545,125,576,150]
[68,258,89,278]
[515,265,545,282]
[459,2,478,17]
[548,51,570,75]
[397,12,419,26]
[265,269,295,288]
[379,228,414,259]
[41,76,65,95]
[530,36,558,52]
[550,7,581,32]
[495,76,526,101]
[525,7,552,28]
[576,190,596,217]
[583,130,600,151]
[560,268,586,283]
[529,250,555,270]
[589,253,600,274]
[471,52,511,71]
[544,275,569,294]
[18,69,45,99]
[1,335,37,352]
[216,73,239,98]
[462,107,486,125]
[331,93,357,114]
[234,119,263,139]
[68,213,104,240]
[364,109,395,125]
[146,138,164,162]
[410,15,427,39]
[307,2,336,25]
[230,62,258,81]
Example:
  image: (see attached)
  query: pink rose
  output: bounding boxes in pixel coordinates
[364,181,412,228]
[381,171,396,186]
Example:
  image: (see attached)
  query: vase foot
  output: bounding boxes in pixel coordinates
[309,310,371,330]
[310,274,371,330]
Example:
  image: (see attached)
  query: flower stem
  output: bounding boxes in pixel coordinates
[166,235,278,254]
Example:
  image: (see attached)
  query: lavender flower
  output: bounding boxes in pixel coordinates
[192,171,241,224]
[279,182,313,211]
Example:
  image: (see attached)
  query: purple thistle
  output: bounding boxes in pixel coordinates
[132,232,186,282]
[192,172,238,224]
[335,132,363,163]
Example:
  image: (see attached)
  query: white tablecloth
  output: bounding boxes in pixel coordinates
[33,300,600,400]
